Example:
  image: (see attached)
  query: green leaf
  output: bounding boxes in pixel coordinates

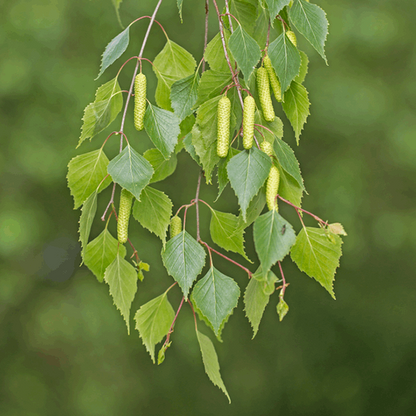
[277,297,289,321]
[290,0,329,64]
[96,27,129,79]
[282,81,310,143]
[67,149,112,209]
[84,229,126,283]
[254,111,284,142]
[291,227,343,299]
[230,0,258,35]
[210,209,250,261]
[267,32,301,93]
[294,50,309,84]
[143,148,177,183]
[171,73,200,120]
[204,30,234,72]
[144,103,181,159]
[236,190,267,230]
[227,148,271,221]
[192,266,240,337]
[253,266,279,295]
[134,291,175,363]
[276,163,303,207]
[78,78,123,147]
[253,210,296,272]
[196,330,231,403]
[177,0,184,22]
[79,191,97,257]
[328,223,347,236]
[228,25,261,80]
[195,70,233,107]
[265,0,291,19]
[161,230,206,299]
[153,40,196,110]
[104,252,138,334]
[273,138,304,189]
[132,186,172,246]
[111,0,124,28]
[107,145,153,201]
[183,132,200,165]
[216,148,240,200]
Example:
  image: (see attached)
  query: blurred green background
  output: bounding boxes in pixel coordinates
[1,0,415,414]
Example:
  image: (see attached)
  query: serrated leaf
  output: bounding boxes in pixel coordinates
[204,30,234,72]
[183,132,200,164]
[196,330,231,403]
[276,163,303,207]
[84,229,126,282]
[290,0,329,64]
[277,298,289,321]
[161,230,206,299]
[177,0,184,22]
[253,266,279,295]
[216,148,240,200]
[79,191,97,257]
[153,40,196,110]
[254,110,284,143]
[96,27,129,79]
[253,210,296,272]
[268,32,301,93]
[104,252,138,333]
[230,0,258,36]
[228,25,261,80]
[294,50,309,84]
[265,0,291,19]
[132,186,172,246]
[192,267,240,336]
[107,145,153,201]
[210,209,250,261]
[236,190,267,230]
[195,70,233,108]
[171,73,200,120]
[227,148,271,221]
[144,103,181,159]
[78,78,123,147]
[273,138,304,189]
[282,81,310,143]
[67,149,112,209]
[134,291,175,363]
[290,227,343,299]
[143,148,177,183]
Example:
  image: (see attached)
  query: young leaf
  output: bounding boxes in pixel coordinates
[290,0,329,64]
[204,30,234,72]
[144,103,181,159]
[96,26,129,79]
[107,145,153,201]
[227,148,271,221]
[277,298,289,321]
[78,78,123,147]
[265,0,291,19]
[253,210,296,272]
[161,230,206,299]
[195,70,233,107]
[84,229,127,282]
[228,25,261,80]
[192,267,240,337]
[282,81,310,143]
[276,163,303,207]
[134,291,176,363]
[111,0,124,28]
[328,223,347,236]
[132,186,173,246]
[183,132,200,165]
[67,149,112,209]
[177,0,184,22]
[171,72,200,120]
[290,227,343,299]
[153,40,196,110]
[104,252,138,334]
[143,148,177,184]
[267,32,301,93]
[294,50,309,84]
[209,209,250,261]
[79,191,97,257]
[273,138,304,189]
[254,111,284,142]
[196,330,231,403]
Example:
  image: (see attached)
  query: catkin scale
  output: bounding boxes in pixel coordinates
[170,216,182,239]
[243,95,255,149]
[263,56,282,102]
[266,166,280,211]
[260,140,274,156]
[286,31,297,47]
[257,67,275,122]
[217,96,231,158]
[134,73,147,131]
[117,189,134,244]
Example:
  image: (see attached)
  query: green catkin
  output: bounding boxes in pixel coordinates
[117,189,134,244]
[134,73,147,131]
[286,31,297,48]
[243,95,256,149]
[257,67,275,122]
[266,165,280,211]
[263,55,282,102]
[170,216,182,239]
[260,140,274,157]
[217,95,231,158]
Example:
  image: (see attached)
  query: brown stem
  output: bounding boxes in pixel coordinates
[163,296,185,347]
[278,261,288,297]
[195,171,203,241]
[202,0,209,73]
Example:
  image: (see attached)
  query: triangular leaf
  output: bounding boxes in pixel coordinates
[204,30,234,72]
[79,191,97,257]
[265,0,291,19]
[195,70,233,108]
[143,148,177,184]
[276,162,303,207]
[171,73,200,120]
[216,148,240,200]
[229,0,257,35]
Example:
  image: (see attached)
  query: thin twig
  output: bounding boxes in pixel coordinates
[278,261,288,297]
[163,296,185,347]
[195,171,203,241]
[202,0,209,73]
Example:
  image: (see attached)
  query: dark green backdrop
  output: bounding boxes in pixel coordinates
[1,0,415,414]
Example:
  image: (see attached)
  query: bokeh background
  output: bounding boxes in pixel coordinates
[1,0,415,414]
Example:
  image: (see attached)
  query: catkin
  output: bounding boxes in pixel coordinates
[217,95,231,158]
[286,31,297,48]
[260,140,274,157]
[170,216,182,239]
[266,166,280,211]
[243,95,255,149]
[257,67,275,122]
[134,73,147,131]
[263,55,282,102]
[117,189,134,244]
